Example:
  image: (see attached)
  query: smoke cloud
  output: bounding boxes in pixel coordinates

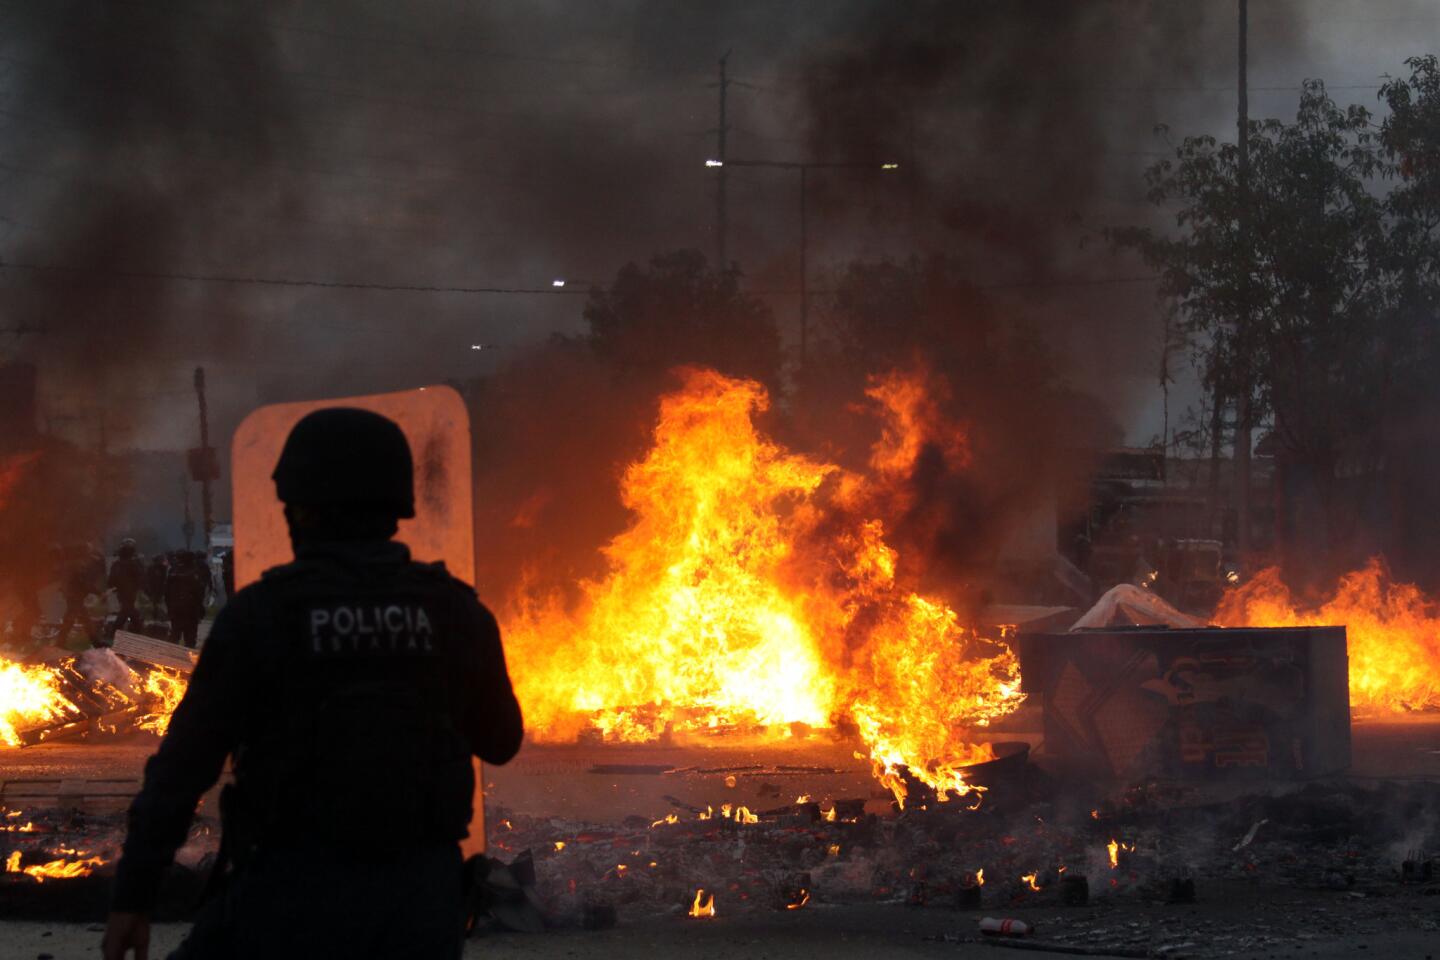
[0,1,1332,583]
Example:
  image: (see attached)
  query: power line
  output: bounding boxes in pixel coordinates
[0,258,1161,297]
[0,260,593,296]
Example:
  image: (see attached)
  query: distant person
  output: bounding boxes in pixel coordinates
[163,553,205,649]
[103,408,523,960]
[143,553,169,624]
[219,548,235,603]
[107,539,145,634]
[3,548,50,649]
[58,542,104,647]
[190,551,214,609]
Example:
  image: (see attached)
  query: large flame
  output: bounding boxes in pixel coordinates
[1217,558,1440,712]
[0,652,187,745]
[504,367,1025,802]
[0,658,81,746]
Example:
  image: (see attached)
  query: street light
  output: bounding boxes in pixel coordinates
[706,158,903,367]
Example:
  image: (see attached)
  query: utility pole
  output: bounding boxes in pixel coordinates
[192,366,215,549]
[1235,0,1253,562]
[799,164,808,368]
[714,51,731,271]
[704,158,901,372]
[181,473,194,551]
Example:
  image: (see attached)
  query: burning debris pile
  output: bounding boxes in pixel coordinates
[477,778,1440,941]
[0,803,216,920]
[504,368,1025,807]
[2,807,117,886]
[0,647,187,747]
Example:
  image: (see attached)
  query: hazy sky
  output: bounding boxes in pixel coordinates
[1,0,1436,454]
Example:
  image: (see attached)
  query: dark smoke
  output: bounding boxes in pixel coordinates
[0,2,1325,594]
[2,1,300,406]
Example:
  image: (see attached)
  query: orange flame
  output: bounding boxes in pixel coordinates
[0,657,80,746]
[134,668,187,737]
[1217,558,1440,712]
[786,889,810,910]
[503,368,1025,802]
[1021,873,1041,892]
[1107,839,1119,869]
[689,888,716,918]
[4,849,106,882]
[0,651,188,746]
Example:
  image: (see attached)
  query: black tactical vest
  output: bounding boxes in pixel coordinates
[232,558,475,852]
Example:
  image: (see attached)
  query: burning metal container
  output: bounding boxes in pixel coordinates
[1017,626,1350,779]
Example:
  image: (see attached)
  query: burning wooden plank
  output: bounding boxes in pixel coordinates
[112,631,198,675]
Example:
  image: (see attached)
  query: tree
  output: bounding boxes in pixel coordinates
[1110,82,1393,567]
[1376,57,1440,585]
[583,250,783,391]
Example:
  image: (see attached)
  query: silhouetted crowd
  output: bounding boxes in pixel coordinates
[4,538,234,650]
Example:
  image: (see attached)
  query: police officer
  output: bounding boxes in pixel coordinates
[143,552,169,623]
[108,539,146,633]
[163,552,206,649]
[103,408,524,960]
[58,542,105,647]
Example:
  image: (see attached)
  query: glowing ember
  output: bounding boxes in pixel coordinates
[1021,872,1041,892]
[786,889,810,910]
[651,814,679,828]
[1217,558,1440,712]
[689,888,716,918]
[553,841,565,851]
[504,368,1025,802]
[1107,839,1119,869]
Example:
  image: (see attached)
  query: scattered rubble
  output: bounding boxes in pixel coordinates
[475,776,1440,942]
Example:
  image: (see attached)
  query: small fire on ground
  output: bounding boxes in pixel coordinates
[4,848,107,883]
[504,367,1026,805]
[688,888,716,918]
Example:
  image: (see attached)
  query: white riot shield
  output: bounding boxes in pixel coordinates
[231,385,487,855]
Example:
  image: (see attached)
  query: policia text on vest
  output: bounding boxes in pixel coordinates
[308,601,436,655]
